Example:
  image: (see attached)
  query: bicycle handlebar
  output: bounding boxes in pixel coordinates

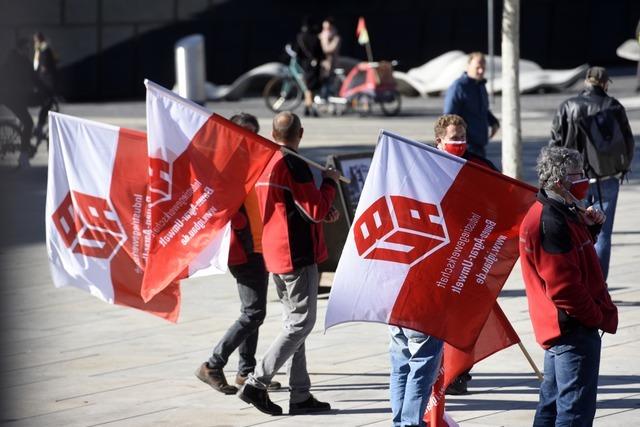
[284,43,297,59]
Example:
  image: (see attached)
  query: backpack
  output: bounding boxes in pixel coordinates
[578,97,632,179]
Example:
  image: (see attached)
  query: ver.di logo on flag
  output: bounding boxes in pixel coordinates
[353,195,449,266]
[51,191,127,261]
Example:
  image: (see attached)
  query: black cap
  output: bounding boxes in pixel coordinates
[586,66,612,84]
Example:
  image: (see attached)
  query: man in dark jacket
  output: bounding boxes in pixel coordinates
[32,32,58,143]
[238,111,339,416]
[519,146,617,425]
[443,52,500,158]
[549,66,635,280]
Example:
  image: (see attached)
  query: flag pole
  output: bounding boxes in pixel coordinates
[517,341,543,381]
[281,147,351,184]
[365,42,374,63]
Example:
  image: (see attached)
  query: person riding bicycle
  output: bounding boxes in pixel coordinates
[294,17,324,117]
[33,32,59,143]
[0,37,49,168]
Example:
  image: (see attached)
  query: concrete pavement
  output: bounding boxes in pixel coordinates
[1,74,639,426]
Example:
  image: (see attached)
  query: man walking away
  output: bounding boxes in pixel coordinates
[549,66,635,280]
[195,113,281,395]
[238,111,340,416]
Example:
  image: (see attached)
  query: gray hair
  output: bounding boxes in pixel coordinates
[536,146,583,190]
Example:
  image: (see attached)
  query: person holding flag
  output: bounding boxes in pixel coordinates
[238,112,340,416]
[434,114,498,396]
[389,114,499,427]
[520,146,617,425]
[195,113,281,395]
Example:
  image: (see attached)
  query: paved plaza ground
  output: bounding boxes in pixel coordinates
[1,73,639,426]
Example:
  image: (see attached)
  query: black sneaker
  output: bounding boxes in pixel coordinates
[445,376,468,395]
[289,395,331,415]
[194,362,238,395]
[238,383,283,416]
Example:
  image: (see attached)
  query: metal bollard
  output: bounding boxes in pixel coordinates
[174,34,206,104]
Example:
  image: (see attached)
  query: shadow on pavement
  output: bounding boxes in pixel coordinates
[0,165,48,248]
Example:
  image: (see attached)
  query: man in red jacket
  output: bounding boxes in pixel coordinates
[519,146,618,425]
[238,111,340,416]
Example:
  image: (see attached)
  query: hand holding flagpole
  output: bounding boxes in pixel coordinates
[281,146,351,184]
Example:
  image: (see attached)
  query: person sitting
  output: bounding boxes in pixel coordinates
[294,17,324,117]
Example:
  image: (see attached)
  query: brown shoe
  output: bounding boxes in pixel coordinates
[195,362,238,395]
[236,373,282,391]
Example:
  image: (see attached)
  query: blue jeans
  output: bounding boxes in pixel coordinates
[389,326,443,427]
[533,327,601,427]
[587,178,620,281]
[209,253,269,375]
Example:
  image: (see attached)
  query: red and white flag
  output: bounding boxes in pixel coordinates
[141,80,279,301]
[425,303,520,426]
[325,131,536,351]
[356,17,370,45]
[46,113,186,321]
[46,83,278,320]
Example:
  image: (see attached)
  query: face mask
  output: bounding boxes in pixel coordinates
[443,141,467,157]
[568,178,589,200]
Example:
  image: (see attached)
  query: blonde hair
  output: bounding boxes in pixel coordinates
[434,114,467,139]
[468,52,485,63]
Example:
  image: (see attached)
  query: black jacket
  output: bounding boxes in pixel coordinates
[549,85,634,177]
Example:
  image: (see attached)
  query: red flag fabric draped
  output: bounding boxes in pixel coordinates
[425,303,520,426]
[46,113,181,321]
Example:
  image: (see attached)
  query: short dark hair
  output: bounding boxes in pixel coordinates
[434,114,467,139]
[272,111,301,143]
[230,112,259,133]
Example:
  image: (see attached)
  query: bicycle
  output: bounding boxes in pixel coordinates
[263,44,308,113]
[0,106,22,160]
[0,97,59,160]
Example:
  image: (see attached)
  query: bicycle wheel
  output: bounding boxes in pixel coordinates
[263,76,303,112]
[0,122,22,159]
[355,93,374,117]
[379,90,402,116]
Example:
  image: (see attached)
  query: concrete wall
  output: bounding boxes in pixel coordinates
[1,0,638,101]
